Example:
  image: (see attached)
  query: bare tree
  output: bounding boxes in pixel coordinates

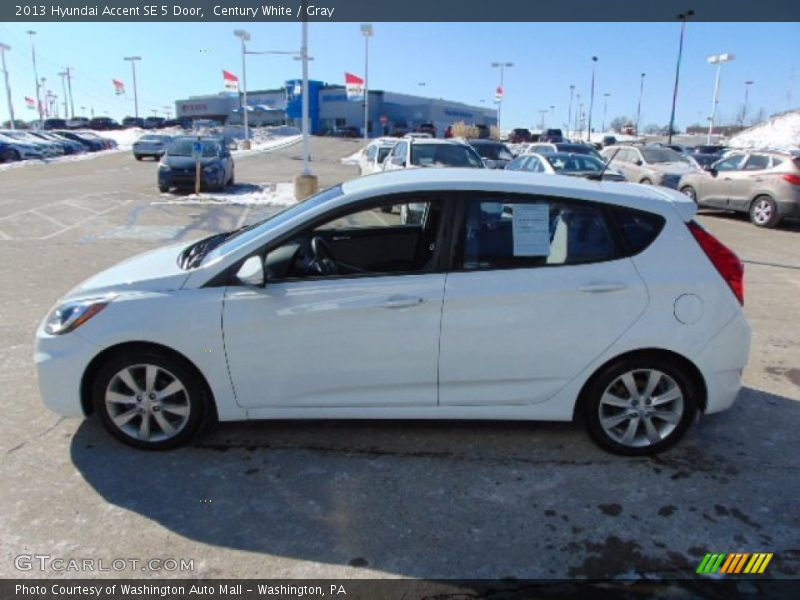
[609,116,630,133]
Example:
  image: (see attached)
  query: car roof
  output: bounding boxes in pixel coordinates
[340,168,696,221]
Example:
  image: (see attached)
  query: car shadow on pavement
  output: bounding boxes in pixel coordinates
[70,386,800,579]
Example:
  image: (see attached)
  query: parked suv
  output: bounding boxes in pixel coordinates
[509,128,533,144]
[678,150,800,228]
[542,128,564,143]
[602,145,697,189]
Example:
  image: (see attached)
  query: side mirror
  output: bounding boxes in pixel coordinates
[634,159,643,166]
[706,166,718,176]
[236,256,265,287]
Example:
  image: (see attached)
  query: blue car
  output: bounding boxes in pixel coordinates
[158,137,235,193]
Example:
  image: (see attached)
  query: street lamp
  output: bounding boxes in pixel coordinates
[668,10,694,144]
[538,109,548,129]
[233,29,251,147]
[360,23,373,141]
[575,94,582,137]
[0,43,15,129]
[587,56,598,142]
[742,80,754,126]
[635,72,645,136]
[707,52,735,143]
[567,84,575,138]
[123,56,141,119]
[26,30,42,125]
[491,61,513,134]
[58,70,69,120]
[602,93,610,133]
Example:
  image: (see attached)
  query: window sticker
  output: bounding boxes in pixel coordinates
[512,203,550,256]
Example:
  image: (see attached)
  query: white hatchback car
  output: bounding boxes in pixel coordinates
[36,170,751,455]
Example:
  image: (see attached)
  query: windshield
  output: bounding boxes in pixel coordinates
[198,185,346,267]
[641,147,686,163]
[410,144,484,167]
[168,139,221,157]
[546,154,605,172]
[473,143,513,161]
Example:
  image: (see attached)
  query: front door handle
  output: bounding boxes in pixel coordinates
[578,282,628,294]
[380,295,425,309]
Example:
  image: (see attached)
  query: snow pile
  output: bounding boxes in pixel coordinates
[232,135,302,157]
[729,110,800,151]
[152,182,297,207]
[341,149,362,165]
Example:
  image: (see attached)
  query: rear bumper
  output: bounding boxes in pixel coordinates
[695,312,752,414]
[777,198,800,218]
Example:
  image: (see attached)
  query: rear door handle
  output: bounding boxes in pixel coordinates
[578,282,628,294]
[380,295,425,309]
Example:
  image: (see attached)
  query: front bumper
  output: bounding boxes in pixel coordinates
[159,167,225,189]
[34,327,99,418]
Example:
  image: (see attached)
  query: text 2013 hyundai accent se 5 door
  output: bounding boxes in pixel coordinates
[35,169,751,455]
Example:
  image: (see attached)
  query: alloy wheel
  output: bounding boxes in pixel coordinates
[752,198,773,226]
[597,369,684,448]
[104,364,191,443]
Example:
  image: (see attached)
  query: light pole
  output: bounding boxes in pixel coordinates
[668,10,694,144]
[65,67,75,118]
[233,29,250,147]
[567,84,575,138]
[360,23,373,141]
[163,105,172,119]
[742,80,754,126]
[58,70,69,120]
[293,17,318,199]
[40,77,46,117]
[587,56,598,142]
[601,93,610,132]
[575,94,582,137]
[0,43,15,129]
[538,109,548,130]
[26,30,42,125]
[491,61,513,134]
[707,52,735,143]
[123,56,141,119]
[635,72,645,136]
[549,105,555,128]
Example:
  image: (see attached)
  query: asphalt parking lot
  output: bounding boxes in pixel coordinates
[0,138,798,580]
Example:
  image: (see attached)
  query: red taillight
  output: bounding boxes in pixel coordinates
[782,173,800,186]
[687,221,744,305]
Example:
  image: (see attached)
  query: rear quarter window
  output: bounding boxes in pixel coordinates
[611,207,665,257]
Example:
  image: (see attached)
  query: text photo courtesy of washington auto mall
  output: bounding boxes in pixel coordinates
[0,1,799,599]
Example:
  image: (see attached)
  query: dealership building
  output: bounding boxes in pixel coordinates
[174,80,497,136]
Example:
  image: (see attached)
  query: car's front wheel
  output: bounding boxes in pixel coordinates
[582,356,698,456]
[680,185,697,202]
[92,350,210,450]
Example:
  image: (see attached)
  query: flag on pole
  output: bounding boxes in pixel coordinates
[223,70,239,92]
[345,72,365,101]
[494,86,504,103]
[25,97,36,110]
[112,79,125,95]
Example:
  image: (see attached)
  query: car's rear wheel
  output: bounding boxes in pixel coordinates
[680,185,697,202]
[158,184,169,193]
[582,357,698,456]
[92,350,209,450]
[749,195,781,228]
[134,154,142,161]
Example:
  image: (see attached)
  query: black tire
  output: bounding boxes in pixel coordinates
[749,195,781,228]
[680,186,697,203]
[581,355,698,456]
[158,185,169,193]
[92,349,211,450]
[134,154,142,161]
[228,169,235,186]
[640,178,653,185]
[2,149,21,163]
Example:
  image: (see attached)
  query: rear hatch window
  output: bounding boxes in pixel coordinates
[611,207,665,256]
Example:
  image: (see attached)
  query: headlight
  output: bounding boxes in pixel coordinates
[44,297,112,335]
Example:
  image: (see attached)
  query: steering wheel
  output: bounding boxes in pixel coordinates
[310,236,339,276]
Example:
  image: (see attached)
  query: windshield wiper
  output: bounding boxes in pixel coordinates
[179,226,250,269]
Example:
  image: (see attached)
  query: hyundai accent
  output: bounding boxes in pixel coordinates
[35,169,751,455]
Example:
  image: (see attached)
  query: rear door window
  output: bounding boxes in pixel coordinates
[457,195,617,270]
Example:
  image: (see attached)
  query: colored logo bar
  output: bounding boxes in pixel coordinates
[697,553,773,575]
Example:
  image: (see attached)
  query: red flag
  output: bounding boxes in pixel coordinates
[25,97,36,109]
[345,72,364,100]
[495,86,504,102]
[112,79,125,95]
[223,70,239,92]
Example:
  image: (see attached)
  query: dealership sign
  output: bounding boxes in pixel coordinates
[345,72,364,101]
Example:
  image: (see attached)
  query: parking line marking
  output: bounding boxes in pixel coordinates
[235,206,252,229]
[30,210,68,228]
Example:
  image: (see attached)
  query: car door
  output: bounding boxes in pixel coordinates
[610,148,636,181]
[222,195,447,409]
[729,153,770,210]
[705,153,746,207]
[384,141,408,171]
[438,193,648,408]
